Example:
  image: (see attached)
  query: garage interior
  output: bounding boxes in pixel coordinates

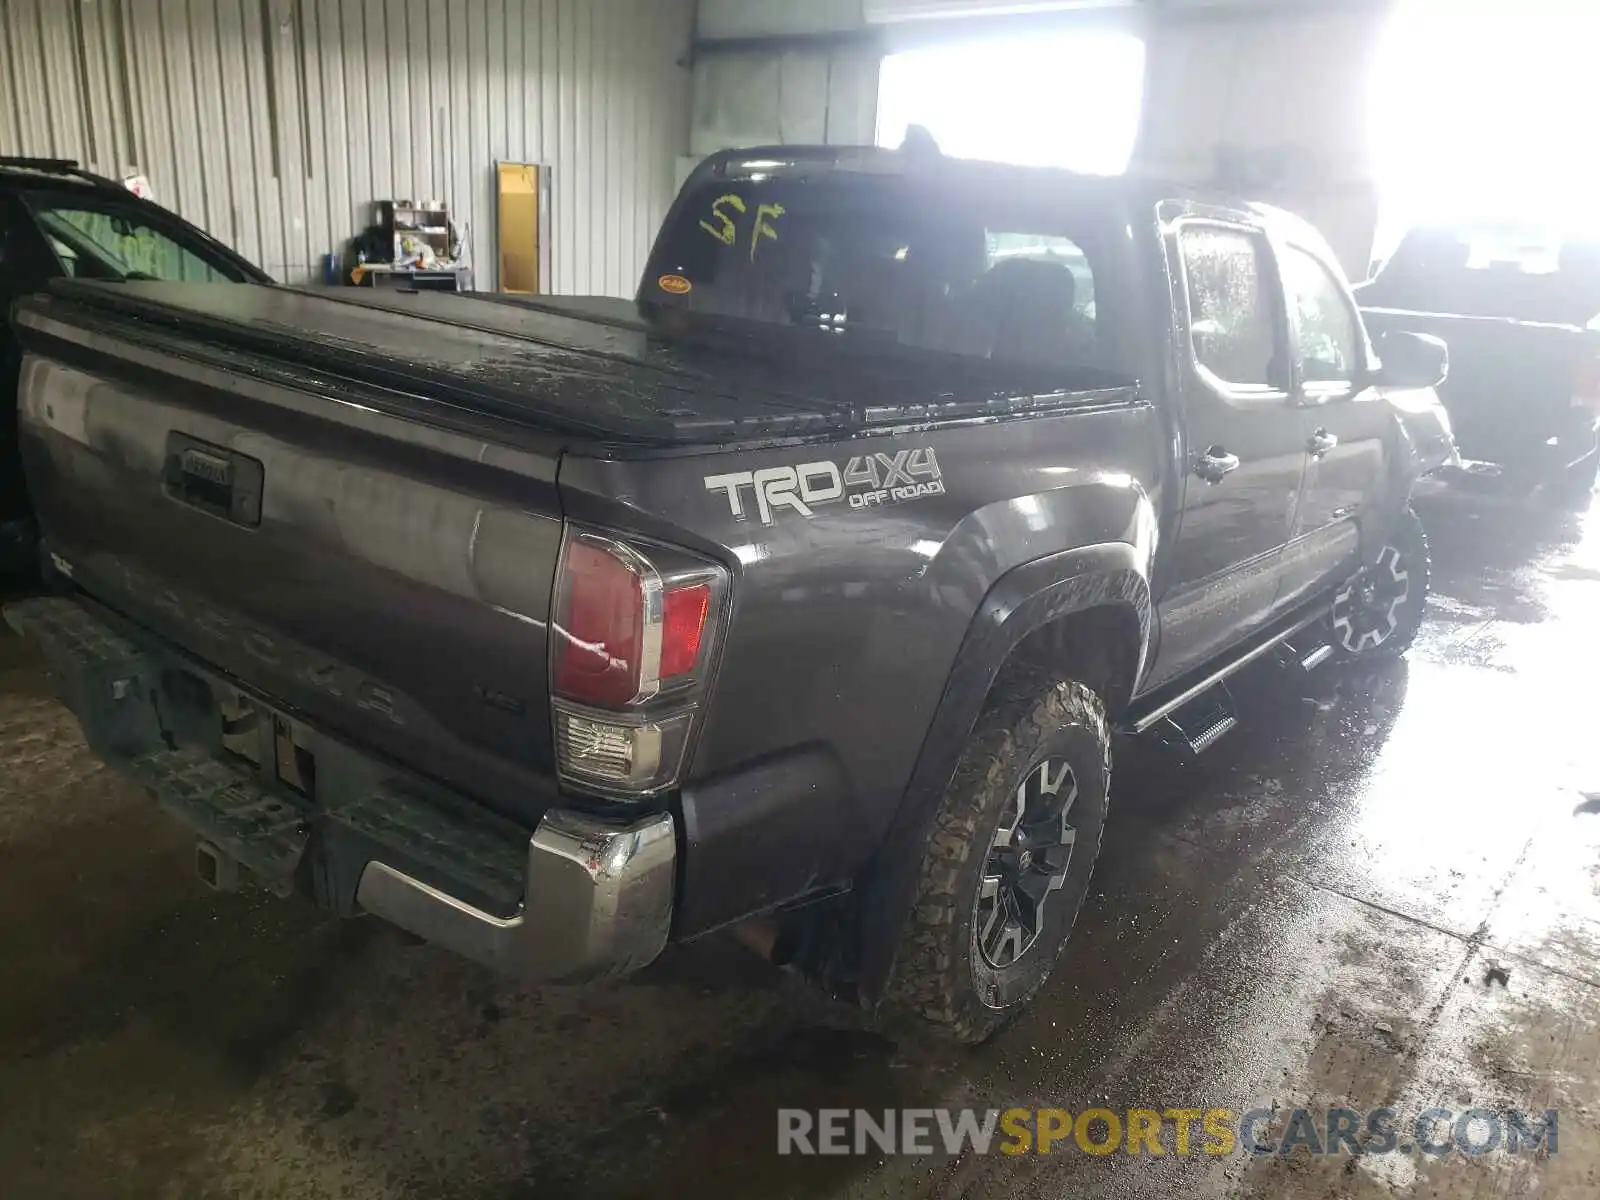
[2,0,1600,1197]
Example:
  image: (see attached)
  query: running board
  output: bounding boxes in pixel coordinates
[1121,602,1329,736]
[1155,682,1238,756]
[1297,643,1335,671]
[1274,634,1335,672]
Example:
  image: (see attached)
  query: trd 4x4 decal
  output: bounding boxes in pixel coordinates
[704,448,945,525]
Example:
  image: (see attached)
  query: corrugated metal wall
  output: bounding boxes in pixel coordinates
[690,48,880,156]
[0,0,694,292]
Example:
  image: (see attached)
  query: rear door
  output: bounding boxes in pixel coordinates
[1274,237,1392,607]
[1148,210,1309,688]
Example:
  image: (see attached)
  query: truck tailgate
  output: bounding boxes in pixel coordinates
[13,292,570,826]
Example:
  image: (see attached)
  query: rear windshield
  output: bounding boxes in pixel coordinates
[1366,224,1600,324]
[644,174,1117,371]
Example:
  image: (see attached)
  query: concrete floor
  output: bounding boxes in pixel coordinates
[3,490,1600,1199]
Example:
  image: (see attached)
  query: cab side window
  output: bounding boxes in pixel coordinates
[1178,225,1284,389]
[1280,245,1359,383]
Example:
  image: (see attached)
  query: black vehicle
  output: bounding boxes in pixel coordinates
[4,147,1453,1042]
[0,157,269,569]
[1358,222,1600,497]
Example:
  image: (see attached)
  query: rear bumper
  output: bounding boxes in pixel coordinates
[354,811,675,981]
[3,595,675,984]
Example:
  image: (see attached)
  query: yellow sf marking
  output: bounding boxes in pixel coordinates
[699,194,746,245]
[751,202,785,261]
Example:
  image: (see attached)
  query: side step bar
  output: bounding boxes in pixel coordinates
[1121,601,1334,739]
[1295,642,1335,671]
[1156,682,1238,756]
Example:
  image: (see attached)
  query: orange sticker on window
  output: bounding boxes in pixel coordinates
[657,274,692,295]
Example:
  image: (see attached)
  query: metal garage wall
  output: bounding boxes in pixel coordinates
[0,0,694,292]
[689,0,877,159]
[690,49,879,156]
[1134,4,1390,277]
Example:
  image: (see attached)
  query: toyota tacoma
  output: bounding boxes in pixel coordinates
[5,146,1452,1042]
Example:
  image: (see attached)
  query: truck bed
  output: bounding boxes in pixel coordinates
[16,281,1135,451]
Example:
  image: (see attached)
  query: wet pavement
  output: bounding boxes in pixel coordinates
[3,489,1600,1198]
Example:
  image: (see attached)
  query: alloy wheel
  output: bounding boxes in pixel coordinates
[1332,544,1411,652]
[974,757,1079,969]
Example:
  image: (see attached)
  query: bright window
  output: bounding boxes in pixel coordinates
[1370,0,1600,257]
[876,32,1145,175]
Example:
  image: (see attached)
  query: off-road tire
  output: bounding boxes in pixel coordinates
[881,672,1111,1044]
[1329,505,1430,662]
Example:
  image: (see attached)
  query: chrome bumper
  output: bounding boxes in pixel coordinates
[356,808,677,984]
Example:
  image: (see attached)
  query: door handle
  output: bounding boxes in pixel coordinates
[1193,445,1241,484]
[1307,429,1339,458]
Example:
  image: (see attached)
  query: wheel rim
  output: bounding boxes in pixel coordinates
[975,757,1078,970]
[1332,544,1411,652]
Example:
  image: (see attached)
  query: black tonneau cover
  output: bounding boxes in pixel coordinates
[13,281,1138,448]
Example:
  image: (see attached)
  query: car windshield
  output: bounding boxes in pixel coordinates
[644,173,1117,372]
[24,200,252,284]
[1367,223,1600,324]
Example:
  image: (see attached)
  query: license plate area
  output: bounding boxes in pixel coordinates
[216,688,316,800]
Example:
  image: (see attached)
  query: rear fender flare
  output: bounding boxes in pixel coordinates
[854,542,1152,1004]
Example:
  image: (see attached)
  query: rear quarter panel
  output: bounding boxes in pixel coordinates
[559,400,1163,917]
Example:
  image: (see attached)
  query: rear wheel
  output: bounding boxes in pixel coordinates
[882,672,1110,1044]
[1329,505,1430,662]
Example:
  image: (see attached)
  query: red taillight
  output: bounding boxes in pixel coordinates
[553,540,644,707]
[551,530,726,796]
[551,533,721,711]
[661,583,711,678]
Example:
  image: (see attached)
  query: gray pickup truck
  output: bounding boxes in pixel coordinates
[1358,222,1600,497]
[5,146,1454,1042]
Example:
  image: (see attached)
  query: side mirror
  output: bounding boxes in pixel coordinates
[1373,330,1448,390]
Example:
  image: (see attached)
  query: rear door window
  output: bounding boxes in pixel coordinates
[1178,225,1285,390]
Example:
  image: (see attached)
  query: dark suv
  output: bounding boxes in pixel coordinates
[0,157,269,569]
